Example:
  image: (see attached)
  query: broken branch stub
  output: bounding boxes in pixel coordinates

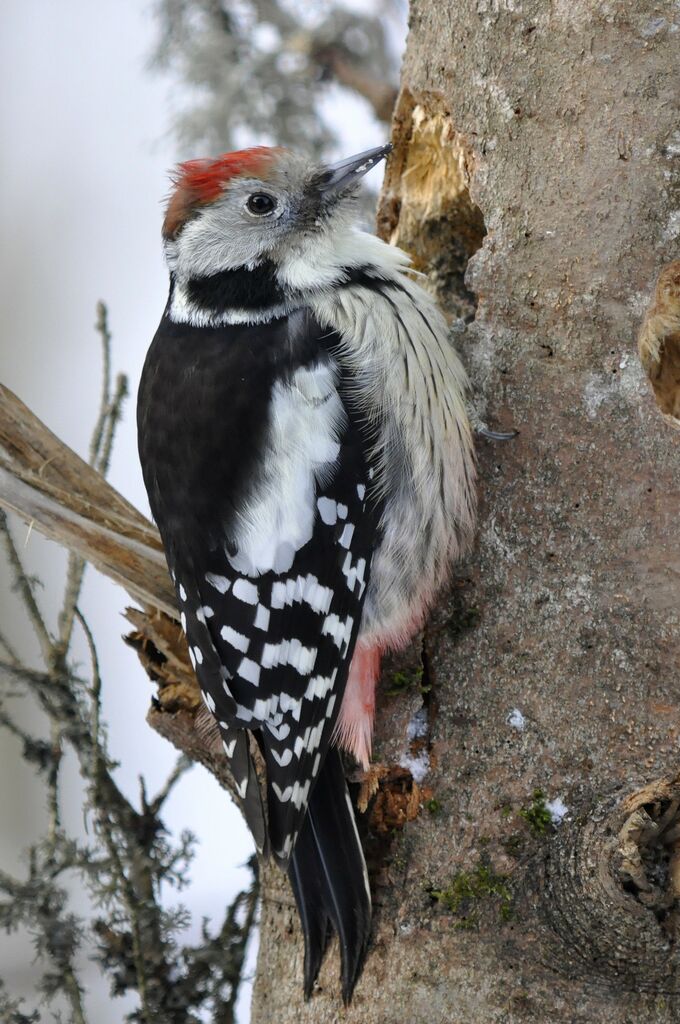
[528,775,680,993]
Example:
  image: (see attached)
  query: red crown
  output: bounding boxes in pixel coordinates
[163,146,281,237]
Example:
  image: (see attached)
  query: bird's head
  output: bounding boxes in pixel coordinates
[162,144,392,322]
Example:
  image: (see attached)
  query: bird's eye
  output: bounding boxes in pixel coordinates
[246,193,276,216]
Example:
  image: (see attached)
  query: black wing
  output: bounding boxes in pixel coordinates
[138,304,379,865]
[177,382,376,863]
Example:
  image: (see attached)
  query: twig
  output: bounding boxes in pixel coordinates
[45,718,63,854]
[76,607,157,1021]
[150,755,192,815]
[75,608,102,784]
[88,301,113,468]
[62,968,87,1024]
[95,372,128,478]
[0,628,20,665]
[0,705,39,748]
[57,304,128,654]
[0,510,53,664]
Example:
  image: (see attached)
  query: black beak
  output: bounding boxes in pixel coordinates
[317,143,392,197]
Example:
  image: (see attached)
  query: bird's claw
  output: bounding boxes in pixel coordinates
[477,426,519,442]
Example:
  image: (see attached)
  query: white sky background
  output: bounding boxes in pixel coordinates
[0,1,403,1020]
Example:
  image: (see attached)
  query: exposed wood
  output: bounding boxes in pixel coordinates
[0,384,175,617]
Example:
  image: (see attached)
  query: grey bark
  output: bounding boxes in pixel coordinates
[250,2,680,1021]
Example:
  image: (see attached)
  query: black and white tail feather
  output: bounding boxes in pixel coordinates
[289,749,371,1002]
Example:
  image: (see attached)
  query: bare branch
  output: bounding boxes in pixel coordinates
[0,384,175,617]
[45,719,63,853]
[88,301,113,468]
[62,970,87,1024]
[95,371,128,479]
[0,704,41,750]
[150,754,192,815]
[0,627,20,665]
[74,607,103,784]
[0,510,53,664]
[58,308,130,654]
[0,657,63,695]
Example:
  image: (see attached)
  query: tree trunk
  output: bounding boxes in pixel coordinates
[251,2,680,1021]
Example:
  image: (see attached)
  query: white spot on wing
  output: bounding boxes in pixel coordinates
[338,523,355,549]
[321,613,353,651]
[233,579,259,605]
[291,778,311,809]
[317,496,337,525]
[293,720,324,759]
[271,747,293,767]
[304,672,336,701]
[254,604,270,631]
[201,689,215,714]
[192,646,203,665]
[178,583,187,601]
[271,574,333,614]
[223,737,237,758]
[238,658,260,685]
[275,833,294,861]
[272,781,292,803]
[261,638,317,675]
[206,573,230,594]
[220,625,250,653]
[302,574,333,614]
[266,720,290,741]
[279,692,302,717]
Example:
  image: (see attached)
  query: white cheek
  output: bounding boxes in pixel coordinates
[173,200,280,280]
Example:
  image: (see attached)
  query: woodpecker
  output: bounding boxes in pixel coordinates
[137,143,476,1002]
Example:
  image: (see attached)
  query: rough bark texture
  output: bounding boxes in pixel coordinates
[251,2,680,1021]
